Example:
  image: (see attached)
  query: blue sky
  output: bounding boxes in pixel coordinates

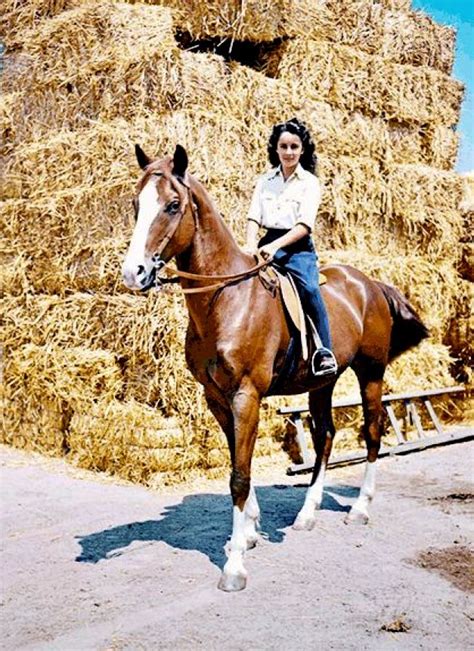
[411,0,474,172]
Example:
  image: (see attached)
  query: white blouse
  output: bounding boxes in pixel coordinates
[247,164,321,231]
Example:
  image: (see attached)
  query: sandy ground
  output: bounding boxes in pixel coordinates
[1,436,473,651]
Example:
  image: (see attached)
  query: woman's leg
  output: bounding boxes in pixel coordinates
[259,232,336,374]
[280,251,332,349]
[278,250,337,375]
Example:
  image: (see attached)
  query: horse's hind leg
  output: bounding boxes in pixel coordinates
[346,370,384,525]
[293,384,336,531]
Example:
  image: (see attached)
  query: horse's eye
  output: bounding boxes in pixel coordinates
[167,200,180,214]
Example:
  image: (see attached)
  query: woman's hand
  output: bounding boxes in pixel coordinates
[258,243,279,261]
[259,224,310,261]
[241,246,258,260]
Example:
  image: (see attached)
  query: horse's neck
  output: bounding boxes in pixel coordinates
[178,178,251,337]
[178,177,247,277]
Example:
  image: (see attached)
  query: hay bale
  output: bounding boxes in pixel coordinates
[0,0,79,47]
[179,50,231,110]
[153,0,332,43]
[325,0,384,55]
[459,176,474,283]
[68,399,196,483]
[383,164,465,260]
[379,0,411,10]
[0,194,129,294]
[382,10,456,73]
[5,344,123,408]
[387,122,459,170]
[384,341,456,392]
[0,91,24,159]
[318,154,384,225]
[1,382,67,456]
[6,2,181,123]
[0,291,181,356]
[17,2,178,81]
[275,39,463,127]
[374,61,464,126]
[0,251,30,296]
[1,343,123,457]
[444,279,473,387]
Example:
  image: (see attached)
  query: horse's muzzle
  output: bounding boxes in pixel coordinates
[122,263,156,291]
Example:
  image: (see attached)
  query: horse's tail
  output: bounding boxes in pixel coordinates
[377,281,429,361]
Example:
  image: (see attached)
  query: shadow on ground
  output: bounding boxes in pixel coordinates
[75,483,358,569]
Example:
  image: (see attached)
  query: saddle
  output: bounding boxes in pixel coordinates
[258,264,327,361]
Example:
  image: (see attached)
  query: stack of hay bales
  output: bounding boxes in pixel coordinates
[1,0,470,485]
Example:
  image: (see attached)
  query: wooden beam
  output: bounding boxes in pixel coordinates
[386,404,405,444]
[278,385,466,416]
[287,427,474,475]
[423,399,444,435]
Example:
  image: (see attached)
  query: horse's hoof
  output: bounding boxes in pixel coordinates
[292,515,316,531]
[218,572,247,592]
[344,509,369,525]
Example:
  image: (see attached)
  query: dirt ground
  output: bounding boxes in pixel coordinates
[1,434,473,651]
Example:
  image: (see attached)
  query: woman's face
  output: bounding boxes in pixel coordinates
[276,131,303,171]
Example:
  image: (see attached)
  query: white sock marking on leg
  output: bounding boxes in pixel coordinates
[295,463,326,526]
[244,484,260,543]
[352,460,377,518]
[223,506,247,579]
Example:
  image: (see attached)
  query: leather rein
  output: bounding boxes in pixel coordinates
[152,183,271,295]
[158,258,271,294]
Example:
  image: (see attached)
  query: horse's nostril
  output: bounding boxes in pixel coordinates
[137,265,145,276]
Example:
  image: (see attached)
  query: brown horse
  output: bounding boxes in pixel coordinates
[122,144,428,591]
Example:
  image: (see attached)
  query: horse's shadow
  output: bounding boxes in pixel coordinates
[75,484,358,570]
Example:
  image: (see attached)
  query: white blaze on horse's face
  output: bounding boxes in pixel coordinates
[122,178,162,290]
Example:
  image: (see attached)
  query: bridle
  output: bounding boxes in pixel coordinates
[148,179,272,295]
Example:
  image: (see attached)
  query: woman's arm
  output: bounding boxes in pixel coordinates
[259,224,310,260]
[244,219,260,253]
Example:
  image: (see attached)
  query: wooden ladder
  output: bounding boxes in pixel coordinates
[278,386,472,475]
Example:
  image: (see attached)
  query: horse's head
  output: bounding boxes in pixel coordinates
[122,144,194,291]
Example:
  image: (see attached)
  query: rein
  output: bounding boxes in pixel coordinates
[157,257,272,294]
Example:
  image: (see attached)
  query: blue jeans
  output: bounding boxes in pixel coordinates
[259,230,332,351]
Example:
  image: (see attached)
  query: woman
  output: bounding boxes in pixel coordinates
[244,117,337,377]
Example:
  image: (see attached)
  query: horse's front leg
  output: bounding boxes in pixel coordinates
[204,388,261,553]
[218,380,260,592]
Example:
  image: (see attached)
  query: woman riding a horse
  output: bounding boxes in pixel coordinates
[245,118,337,377]
[121,123,428,592]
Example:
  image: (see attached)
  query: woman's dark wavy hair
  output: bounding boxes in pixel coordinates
[267,117,317,174]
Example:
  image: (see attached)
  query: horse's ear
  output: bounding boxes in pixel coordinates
[172,144,188,179]
[135,144,151,170]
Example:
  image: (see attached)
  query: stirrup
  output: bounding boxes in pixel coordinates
[311,348,338,377]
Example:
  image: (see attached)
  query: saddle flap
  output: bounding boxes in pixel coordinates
[273,269,309,361]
